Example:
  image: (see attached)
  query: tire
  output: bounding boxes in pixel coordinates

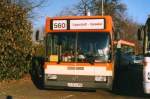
[31,56,44,89]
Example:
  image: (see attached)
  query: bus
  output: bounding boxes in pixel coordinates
[137,16,150,94]
[114,40,135,69]
[43,16,115,90]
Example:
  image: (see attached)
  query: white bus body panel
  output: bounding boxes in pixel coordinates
[45,65,112,76]
[143,57,150,94]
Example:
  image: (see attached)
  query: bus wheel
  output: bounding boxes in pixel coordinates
[31,56,44,89]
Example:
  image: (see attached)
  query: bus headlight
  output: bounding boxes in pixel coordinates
[95,76,106,82]
[46,74,57,80]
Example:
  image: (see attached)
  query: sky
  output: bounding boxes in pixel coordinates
[32,0,150,29]
[122,0,150,24]
[32,0,79,29]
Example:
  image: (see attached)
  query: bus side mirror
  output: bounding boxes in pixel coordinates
[35,30,40,41]
[148,32,150,41]
[137,26,145,41]
[145,25,150,41]
[144,25,150,41]
[146,17,150,40]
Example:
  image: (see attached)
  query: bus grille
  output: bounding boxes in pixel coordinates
[57,75,95,82]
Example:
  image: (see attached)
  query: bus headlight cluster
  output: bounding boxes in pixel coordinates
[46,74,57,80]
[95,76,106,82]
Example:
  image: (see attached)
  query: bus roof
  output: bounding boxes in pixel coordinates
[45,16,113,33]
[114,40,135,47]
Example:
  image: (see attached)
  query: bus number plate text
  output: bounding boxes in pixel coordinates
[67,83,83,87]
[53,20,67,30]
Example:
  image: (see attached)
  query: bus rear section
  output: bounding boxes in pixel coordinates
[43,16,115,90]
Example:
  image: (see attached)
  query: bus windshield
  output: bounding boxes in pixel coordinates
[46,32,111,63]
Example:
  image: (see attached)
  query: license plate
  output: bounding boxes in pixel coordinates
[67,83,83,87]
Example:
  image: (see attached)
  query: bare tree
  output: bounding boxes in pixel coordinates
[59,0,92,16]
[5,0,48,19]
[58,0,139,41]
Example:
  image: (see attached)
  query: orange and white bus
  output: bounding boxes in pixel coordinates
[43,16,115,90]
[114,40,135,67]
[114,39,135,54]
[114,40,135,47]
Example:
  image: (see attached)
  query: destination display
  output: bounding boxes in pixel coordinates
[70,19,104,30]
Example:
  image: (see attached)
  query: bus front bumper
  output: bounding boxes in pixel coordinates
[44,75,113,90]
